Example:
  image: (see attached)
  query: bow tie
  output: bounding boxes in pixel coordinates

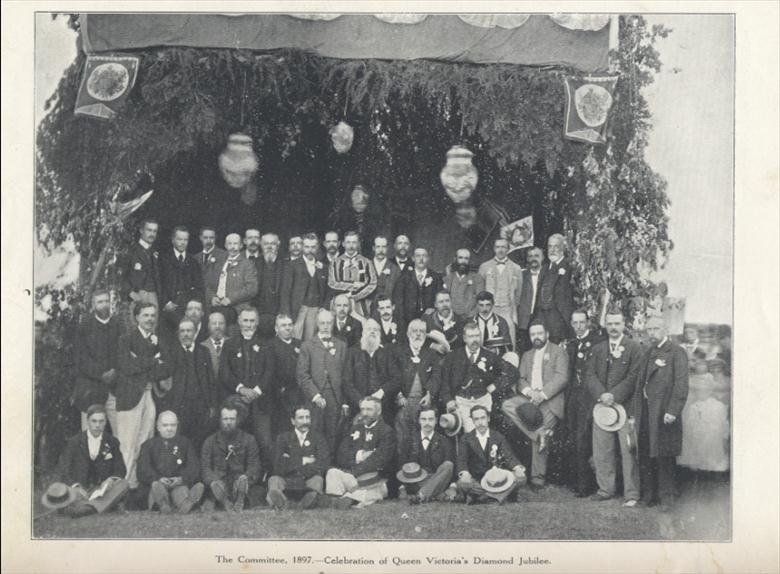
[495,259,507,265]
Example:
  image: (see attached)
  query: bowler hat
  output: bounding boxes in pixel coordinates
[152,376,173,398]
[480,467,516,494]
[356,472,383,488]
[41,482,77,510]
[592,403,627,432]
[396,463,429,484]
[438,412,462,437]
[516,402,544,432]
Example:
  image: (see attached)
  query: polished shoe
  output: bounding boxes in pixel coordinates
[300,491,319,510]
[622,499,639,508]
[590,493,613,502]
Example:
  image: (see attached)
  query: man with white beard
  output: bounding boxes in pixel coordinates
[343,319,394,422]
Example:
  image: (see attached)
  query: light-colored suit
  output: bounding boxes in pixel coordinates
[501,342,568,481]
[478,258,523,349]
[218,254,259,313]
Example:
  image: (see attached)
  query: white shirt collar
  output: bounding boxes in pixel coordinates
[373,257,386,271]
[577,329,591,341]
[94,314,111,325]
[364,420,378,430]
[139,238,152,250]
[279,336,293,345]
[227,253,240,261]
[181,343,194,352]
[609,335,624,348]
[657,336,669,348]
[203,246,214,255]
[421,430,434,441]
[211,337,223,345]
[138,326,153,339]
[245,249,259,259]
[476,429,490,443]
[174,248,186,260]
[549,255,563,266]
[294,428,308,443]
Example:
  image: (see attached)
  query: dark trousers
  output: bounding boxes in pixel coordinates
[564,385,595,494]
[639,399,677,504]
[249,405,273,477]
[311,388,340,455]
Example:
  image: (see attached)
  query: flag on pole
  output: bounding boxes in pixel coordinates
[563,75,618,144]
[75,54,140,119]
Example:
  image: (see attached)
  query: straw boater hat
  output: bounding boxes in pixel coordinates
[396,463,429,484]
[516,402,544,432]
[480,467,516,494]
[41,482,77,510]
[438,412,462,437]
[356,472,383,488]
[592,403,628,432]
[501,351,520,369]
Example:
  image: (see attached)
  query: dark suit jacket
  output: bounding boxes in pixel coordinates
[424,312,465,351]
[296,336,348,404]
[279,257,329,319]
[56,431,127,489]
[342,346,394,410]
[387,344,441,400]
[584,337,644,416]
[333,316,363,348]
[517,268,541,330]
[137,434,200,486]
[335,419,396,477]
[439,346,505,403]
[124,242,161,297]
[219,334,274,412]
[73,315,122,412]
[200,336,228,381]
[158,343,217,418]
[159,250,204,309]
[116,329,172,412]
[634,340,689,457]
[201,429,261,484]
[517,342,569,420]
[197,248,228,303]
[268,336,303,409]
[272,430,331,483]
[370,259,401,307]
[255,256,285,316]
[401,430,453,473]
[371,312,407,348]
[456,429,520,479]
[397,269,444,322]
[471,313,512,351]
[536,257,575,323]
[565,329,606,387]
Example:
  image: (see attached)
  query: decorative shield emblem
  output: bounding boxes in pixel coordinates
[563,75,618,145]
[574,84,613,127]
[86,63,130,102]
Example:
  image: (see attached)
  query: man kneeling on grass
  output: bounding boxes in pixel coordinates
[456,404,526,504]
[201,404,262,512]
[322,396,396,509]
[267,405,330,510]
[397,407,456,504]
[43,404,129,518]
[137,410,204,514]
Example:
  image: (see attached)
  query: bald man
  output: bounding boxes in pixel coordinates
[209,233,258,325]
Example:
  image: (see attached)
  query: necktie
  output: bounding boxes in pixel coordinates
[178,253,184,263]
[215,340,222,356]
[202,253,208,265]
[482,318,490,342]
[422,437,430,450]
[418,273,424,285]
[185,345,192,353]
[470,352,478,364]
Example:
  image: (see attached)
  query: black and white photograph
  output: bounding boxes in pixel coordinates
[3,3,779,574]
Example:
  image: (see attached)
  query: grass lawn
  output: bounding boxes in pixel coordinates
[33,474,730,541]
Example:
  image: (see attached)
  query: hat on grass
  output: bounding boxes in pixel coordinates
[516,402,544,432]
[480,467,516,494]
[41,482,77,510]
[396,463,429,484]
[356,472,383,488]
[438,412,462,437]
[592,402,627,432]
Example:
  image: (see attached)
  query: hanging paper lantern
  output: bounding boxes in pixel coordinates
[330,121,354,154]
[440,145,479,204]
[219,133,259,188]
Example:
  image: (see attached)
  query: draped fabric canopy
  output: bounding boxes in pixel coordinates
[81,13,617,72]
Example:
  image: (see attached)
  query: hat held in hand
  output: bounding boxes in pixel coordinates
[593,402,627,432]
[516,402,544,432]
[438,412,462,437]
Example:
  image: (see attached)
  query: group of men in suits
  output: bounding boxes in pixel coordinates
[59,220,688,515]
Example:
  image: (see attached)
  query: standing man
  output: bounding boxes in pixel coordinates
[388,319,441,457]
[201,311,228,383]
[636,317,689,511]
[424,290,464,353]
[196,226,227,312]
[268,314,304,434]
[116,302,171,488]
[267,405,331,510]
[286,235,303,262]
[472,291,512,355]
[369,235,401,314]
[478,238,522,351]
[210,233,258,326]
[372,297,406,348]
[137,411,204,514]
[328,231,377,317]
[397,247,443,323]
[181,298,209,345]
[124,218,162,318]
[256,232,285,338]
[439,322,505,433]
[74,288,121,432]
[158,319,217,450]
[243,228,262,262]
[219,307,275,472]
[443,249,484,321]
[280,232,328,341]
[585,310,644,506]
[392,234,413,275]
[397,407,455,505]
[517,247,544,353]
[296,310,349,454]
[159,226,203,331]
[563,309,606,497]
[332,294,363,348]
[456,405,526,504]
[201,404,262,513]
[321,231,341,266]
[534,234,575,343]
[343,319,394,421]
[500,320,569,488]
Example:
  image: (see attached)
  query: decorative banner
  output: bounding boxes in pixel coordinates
[500,215,534,250]
[563,75,618,144]
[74,54,140,119]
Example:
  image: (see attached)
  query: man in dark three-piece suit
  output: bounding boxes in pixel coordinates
[159,226,204,332]
[533,234,575,343]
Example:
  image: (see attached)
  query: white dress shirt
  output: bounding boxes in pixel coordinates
[87,432,103,461]
[476,429,490,451]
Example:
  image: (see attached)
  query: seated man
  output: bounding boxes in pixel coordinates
[439,321,505,433]
[456,405,526,504]
[48,404,129,518]
[471,291,512,355]
[325,396,396,508]
[397,407,455,505]
[201,404,262,512]
[501,320,568,488]
[342,319,394,421]
[267,405,331,510]
[137,410,204,514]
